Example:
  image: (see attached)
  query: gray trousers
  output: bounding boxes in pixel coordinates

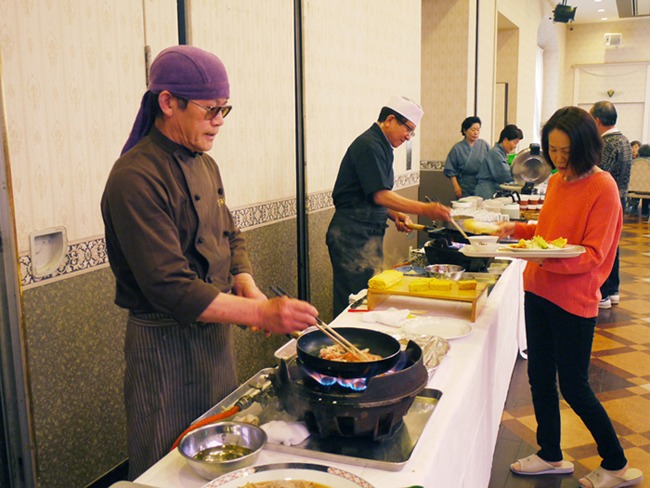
[124,314,238,479]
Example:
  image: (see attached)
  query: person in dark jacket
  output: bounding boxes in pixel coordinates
[101,45,318,479]
[590,101,632,309]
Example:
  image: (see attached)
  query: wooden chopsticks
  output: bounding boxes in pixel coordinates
[269,286,369,361]
[449,217,471,241]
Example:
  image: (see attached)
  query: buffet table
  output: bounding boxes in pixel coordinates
[136,259,526,488]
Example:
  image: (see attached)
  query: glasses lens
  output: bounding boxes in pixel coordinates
[402,121,415,136]
[205,105,232,120]
[396,117,415,136]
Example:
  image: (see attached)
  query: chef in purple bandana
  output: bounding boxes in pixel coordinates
[102,45,318,478]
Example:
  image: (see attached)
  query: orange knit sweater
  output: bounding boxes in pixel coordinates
[513,171,621,318]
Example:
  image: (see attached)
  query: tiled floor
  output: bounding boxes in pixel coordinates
[489,213,650,488]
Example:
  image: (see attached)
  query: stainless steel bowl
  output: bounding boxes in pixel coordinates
[177,421,267,480]
[425,264,465,281]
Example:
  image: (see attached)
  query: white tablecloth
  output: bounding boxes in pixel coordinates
[136,259,526,488]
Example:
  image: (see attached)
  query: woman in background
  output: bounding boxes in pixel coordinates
[443,116,490,197]
[626,141,643,213]
[495,106,642,488]
[475,124,523,200]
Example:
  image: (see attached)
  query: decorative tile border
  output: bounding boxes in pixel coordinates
[20,174,419,289]
[20,238,109,288]
[420,160,445,170]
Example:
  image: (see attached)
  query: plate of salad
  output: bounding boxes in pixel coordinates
[461,236,585,258]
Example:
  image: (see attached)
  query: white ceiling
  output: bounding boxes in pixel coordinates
[563,0,650,24]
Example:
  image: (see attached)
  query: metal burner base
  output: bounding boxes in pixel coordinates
[197,368,442,471]
[272,341,429,441]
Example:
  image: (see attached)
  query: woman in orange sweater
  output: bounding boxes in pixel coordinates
[495,107,642,488]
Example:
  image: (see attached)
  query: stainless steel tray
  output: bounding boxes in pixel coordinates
[197,369,442,471]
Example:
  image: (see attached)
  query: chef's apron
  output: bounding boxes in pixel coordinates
[124,313,237,479]
[326,211,386,317]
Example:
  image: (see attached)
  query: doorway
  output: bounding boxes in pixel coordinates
[0,53,37,488]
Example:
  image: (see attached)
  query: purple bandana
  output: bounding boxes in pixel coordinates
[121,45,230,155]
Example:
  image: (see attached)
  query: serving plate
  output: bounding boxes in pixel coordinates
[402,317,472,340]
[460,244,585,259]
[507,244,576,252]
[202,462,374,488]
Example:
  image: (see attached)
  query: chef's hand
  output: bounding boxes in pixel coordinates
[232,273,267,301]
[422,202,451,223]
[198,290,315,334]
[259,296,318,335]
[393,212,412,233]
[494,222,516,239]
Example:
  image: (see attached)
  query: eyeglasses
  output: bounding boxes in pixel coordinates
[189,100,233,120]
[396,117,416,137]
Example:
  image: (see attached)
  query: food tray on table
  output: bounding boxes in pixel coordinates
[367,276,488,322]
[460,244,585,259]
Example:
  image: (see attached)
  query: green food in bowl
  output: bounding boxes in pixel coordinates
[178,421,267,480]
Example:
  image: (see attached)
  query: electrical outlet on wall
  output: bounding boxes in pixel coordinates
[29,226,67,278]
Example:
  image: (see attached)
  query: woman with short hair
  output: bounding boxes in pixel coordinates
[443,116,491,197]
[475,124,524,200]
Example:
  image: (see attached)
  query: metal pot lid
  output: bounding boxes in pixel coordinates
[510,143,552,186]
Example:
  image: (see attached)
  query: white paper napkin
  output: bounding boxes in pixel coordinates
[261,420,311,446]
[348,289,368,304]
[361,307,410,328]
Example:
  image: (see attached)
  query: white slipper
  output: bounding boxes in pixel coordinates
[510,453,574,475]
[580,466,643,488]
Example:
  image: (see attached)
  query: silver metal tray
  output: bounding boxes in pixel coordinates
[197,369,442,471]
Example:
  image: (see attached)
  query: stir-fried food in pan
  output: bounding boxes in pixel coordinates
[319,344,381,362]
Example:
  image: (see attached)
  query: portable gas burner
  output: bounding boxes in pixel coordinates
[270,341,428,441]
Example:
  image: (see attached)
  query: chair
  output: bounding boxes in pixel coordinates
[626,158,650,221]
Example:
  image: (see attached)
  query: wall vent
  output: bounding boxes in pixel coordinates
[605,33,622,47]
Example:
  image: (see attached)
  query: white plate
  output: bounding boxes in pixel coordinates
[460,244,585,259]
[202,463,374,488]
[402,317,472,340]
[507,244,575,252]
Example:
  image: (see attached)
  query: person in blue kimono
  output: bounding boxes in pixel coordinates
[444,116,491,197]
[475,124,524,200]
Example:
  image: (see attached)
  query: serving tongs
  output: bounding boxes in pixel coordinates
[270,286,370,361]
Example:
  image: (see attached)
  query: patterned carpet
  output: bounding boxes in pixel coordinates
[489,213,650,488]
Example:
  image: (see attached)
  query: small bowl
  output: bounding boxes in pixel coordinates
[178,421,267,480]
[468,236,500,252]
[482,200,504,212]
[458,196,483,208]
[425,264,465,281]
[451,200,473,209]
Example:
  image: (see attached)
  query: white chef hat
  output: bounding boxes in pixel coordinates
[386,95,424,126]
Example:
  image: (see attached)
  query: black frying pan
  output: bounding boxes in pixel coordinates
[296,327,401,378]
